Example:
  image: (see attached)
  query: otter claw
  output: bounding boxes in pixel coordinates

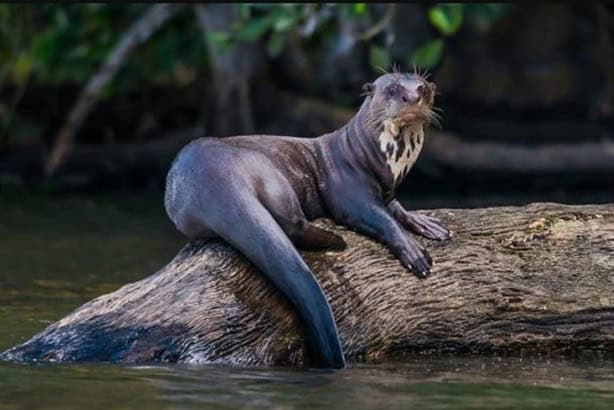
[421,247,433,265]
[413,266,430,280]
[399,241,432,279]
[415,259,432,278]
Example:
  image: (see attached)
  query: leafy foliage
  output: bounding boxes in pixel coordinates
[0,4,208,92]
[428,4,464,36]
[410,3,511,69]
[410,39,445,71]
[369,45,392,73]
[0,3,513,91]
[0,3,513,143]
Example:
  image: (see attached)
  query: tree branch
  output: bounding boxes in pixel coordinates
[44,3,186,177]
[424,131,614,173]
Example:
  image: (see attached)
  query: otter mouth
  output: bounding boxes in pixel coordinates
[385,105,438,130]
[394,108,430,125]
[368,111,432,134]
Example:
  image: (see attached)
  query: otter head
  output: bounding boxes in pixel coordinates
[362,72,437,132]
[361,72,438,184]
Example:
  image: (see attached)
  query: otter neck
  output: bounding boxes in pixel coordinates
[377,118,425,188]
[314,99,425,199]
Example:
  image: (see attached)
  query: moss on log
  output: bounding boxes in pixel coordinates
[2,202,614,366]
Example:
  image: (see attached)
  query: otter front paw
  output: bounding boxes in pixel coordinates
[398,238,433,279]
[403,212,452,241]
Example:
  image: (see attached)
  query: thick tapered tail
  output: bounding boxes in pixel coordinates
[205,195,346,368]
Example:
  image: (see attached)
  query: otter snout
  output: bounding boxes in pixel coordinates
[398,81,432,108]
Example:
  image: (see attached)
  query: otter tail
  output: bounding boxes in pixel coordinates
[203,193,346,369]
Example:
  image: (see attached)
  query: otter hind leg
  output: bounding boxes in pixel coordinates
[257,176,346,251]
[284,219,347,251]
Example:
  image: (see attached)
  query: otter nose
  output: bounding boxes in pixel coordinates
[401,93,420,105]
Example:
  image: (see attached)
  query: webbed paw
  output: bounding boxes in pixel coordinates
[403,212,452,241]
[398,237,433,279]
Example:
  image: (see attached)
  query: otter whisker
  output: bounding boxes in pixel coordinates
[426,108,442,120]
[425,110,442,129]
[369,106,386,115]
[366,115,385,130]
[392,62,400,74]
[418,67,431,82]
[374,65,389,75]
[392,63,402,82]
[432,106,445,114]
[368,106,387,116]
[366,110,386,132]
[367,109,385,123]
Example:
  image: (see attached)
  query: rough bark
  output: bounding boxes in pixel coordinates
[2,202,614,366]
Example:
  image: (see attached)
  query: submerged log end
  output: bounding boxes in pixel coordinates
[3,202,614,366]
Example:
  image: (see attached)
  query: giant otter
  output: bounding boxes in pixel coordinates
[164,70,451,369]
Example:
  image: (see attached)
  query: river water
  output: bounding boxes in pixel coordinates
[1,192,613,409]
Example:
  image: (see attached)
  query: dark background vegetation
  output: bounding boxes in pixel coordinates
[1,2,613,208]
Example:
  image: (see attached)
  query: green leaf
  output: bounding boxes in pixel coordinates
[235,15,273,42]
[208,31,230,45]
[409,38,444,70]
[66,44,90,60]
[12,52,32,84]
[267,31,286,57]
[353,3,367,15]
[238,4,252,20]
[428,4,464,36]
[465,3,511,32]
[54,8,69,30]
[272,14,295,32]
[369,45,391,72]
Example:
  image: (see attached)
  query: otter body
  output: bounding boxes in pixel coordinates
[164,72,451,369]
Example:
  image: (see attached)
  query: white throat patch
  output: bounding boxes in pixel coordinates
[378,119,424,184]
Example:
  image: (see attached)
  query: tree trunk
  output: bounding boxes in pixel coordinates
[194,4,262,137]
[2,202,614,366]
[423,132,614,173]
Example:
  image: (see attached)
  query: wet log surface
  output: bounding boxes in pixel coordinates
[3,202,614,367]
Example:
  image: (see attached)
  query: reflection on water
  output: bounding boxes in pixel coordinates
[1,192,614,409]
[2,358,614,410]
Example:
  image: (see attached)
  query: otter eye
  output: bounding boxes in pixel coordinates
[385,83,402,98]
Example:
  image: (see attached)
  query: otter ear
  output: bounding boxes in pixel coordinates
[361,82,375,96]
[428,81,437,94]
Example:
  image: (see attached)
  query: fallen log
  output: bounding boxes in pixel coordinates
[424,132,614,173]
[2,202,614,366]
[0,126,203,189]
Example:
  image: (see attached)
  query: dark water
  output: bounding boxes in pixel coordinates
[1,192,614,409]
